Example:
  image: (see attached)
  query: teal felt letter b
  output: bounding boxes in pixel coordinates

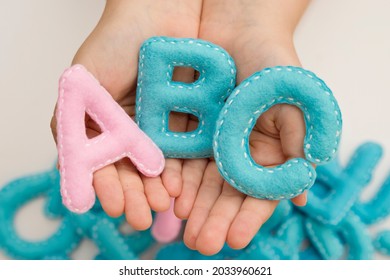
[136,37,236,158]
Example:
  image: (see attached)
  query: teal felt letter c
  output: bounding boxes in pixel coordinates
[213,66,342,199]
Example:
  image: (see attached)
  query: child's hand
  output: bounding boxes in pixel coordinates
[177,0,310,255]
[50,0,203,230]
[50,0,311,256]
[182,105,307,255]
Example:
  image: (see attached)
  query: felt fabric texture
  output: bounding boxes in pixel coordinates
[374,231,390,256]
[259,200,293,234]
[155,203,301,260]
[305,218,344,260]
[70,210,139,260]
[156,237,296,260]
[237,232,298,260]
[155,213,373,260]
[151,198,182,243]
[256,210,305,260]
[0,168,80,259]
[88,217,137,260]
[353,172,390,225]
[300,142,383,225]
[157,202,305,261]
[69,212,154,260]
[274,215,305,256]
[135,36,236,158]
[0,167,154,260]
[214,66,342,200]
[335,213,374,260]
[56,65,165,213]
[155,156,382,261]
[68,203,154,260]
[2,141,387,260]
[299,247,322,260]
[298,142,390,260]
[156,242,242,260]
[232,141,386,260]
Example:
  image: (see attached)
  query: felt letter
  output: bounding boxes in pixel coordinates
[136,37,236,158]
[0,168,80,259]
[152,198,182,243]
[375,231,390,257]
[302,142,382,225]
[214,66,343,200]
[56,65,165,213]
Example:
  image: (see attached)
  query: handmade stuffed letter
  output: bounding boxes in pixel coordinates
[302,142,382,225]
[214,66,342,200]
[56,65,165,213]
[152,198,182,243]
[136,37,236,158]
[0,168,80,259]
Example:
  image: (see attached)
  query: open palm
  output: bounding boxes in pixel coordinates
[51,0,310,255]
[51,0,203,230]
[179,0,309,255]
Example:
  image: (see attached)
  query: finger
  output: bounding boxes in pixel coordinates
[172,66,196,83]
[227,197,278,249]
[276,104,305,159]
[291,191,307,206]
[168,65,195,133]
[162,66,198,197]
[276,106,311,206]
[169,111,189,132]
[161,158,183,198]
[116,158,152,230]
[143,174,171,213]
[183,162,223,250]
[175,158,208,219]
[93,164,125,218]
[50,112,58,144]
[195,183,246,255]
[152,198,182,243]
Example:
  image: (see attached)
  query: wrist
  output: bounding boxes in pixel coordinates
[255,38,301,68]
[232,33,301,83]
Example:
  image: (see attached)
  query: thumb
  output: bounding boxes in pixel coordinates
[277,104,306,160]
[276,104,309,206]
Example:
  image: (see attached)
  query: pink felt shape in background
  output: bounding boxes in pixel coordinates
[152,198,182,243]
[56,65,165,213]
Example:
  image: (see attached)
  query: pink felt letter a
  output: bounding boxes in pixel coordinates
[56,65,165,213]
